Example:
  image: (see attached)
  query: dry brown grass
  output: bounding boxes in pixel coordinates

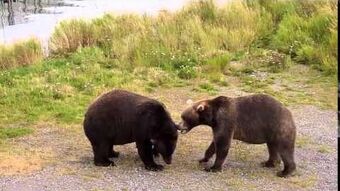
[0,39,43,69]
[0,155,44,176]
[0,145,53,176]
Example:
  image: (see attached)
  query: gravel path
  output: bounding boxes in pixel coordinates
[0,92,337,191]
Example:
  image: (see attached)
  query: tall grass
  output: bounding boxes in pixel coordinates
[48,0,269,78]
[48,19,96,55]
[48,0,337,76]
[0,39,43,69]
[0,0,337,75]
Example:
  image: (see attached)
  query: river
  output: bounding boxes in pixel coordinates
[0,0,228,50]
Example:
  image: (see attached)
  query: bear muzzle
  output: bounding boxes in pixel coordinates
[177,121,189,134]
[162,156,172,164]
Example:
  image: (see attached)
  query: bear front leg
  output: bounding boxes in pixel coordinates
[108,145,120,158]
[199,141,215,163]
[205,125,234,172]
[136,140,164,171]
[205,138,230,172]
[152,145,160,158]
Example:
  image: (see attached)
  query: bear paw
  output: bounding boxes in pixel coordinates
[277,171,288,178]
[204,166,222,172]
[94,160,114,167]
[109,151,120,158]
[152,149,160,158]
[145,164,164,171]
[198,158,209,163]
[276,170,294,178]
[261,160,280,168]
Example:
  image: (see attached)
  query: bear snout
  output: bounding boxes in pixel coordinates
[163,155,172,164]
[177,121,189,134]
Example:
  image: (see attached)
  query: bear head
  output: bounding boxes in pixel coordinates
[151,120,178,164]
[177,99,214,134]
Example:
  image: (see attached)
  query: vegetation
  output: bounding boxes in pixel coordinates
[0,0,338,142]
[48,0,338,75]
[0,38,43,69]
[0,127,32,140]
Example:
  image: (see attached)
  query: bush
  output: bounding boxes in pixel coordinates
[49,19,96,54]
[0,39,43,69]
[269,0,337,74]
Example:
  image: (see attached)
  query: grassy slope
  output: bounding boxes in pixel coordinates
[0,46,336,139]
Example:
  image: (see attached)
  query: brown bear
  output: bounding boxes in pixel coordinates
[177,94,296,177]
[84,89,178,171]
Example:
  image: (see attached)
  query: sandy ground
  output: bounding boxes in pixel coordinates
[0,88,337,191]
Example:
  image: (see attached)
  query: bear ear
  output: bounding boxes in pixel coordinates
[196,104,205,112]
[186,99,193,105]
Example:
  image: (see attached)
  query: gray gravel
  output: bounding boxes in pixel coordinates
[0,105,337,191]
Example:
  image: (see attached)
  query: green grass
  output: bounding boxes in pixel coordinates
[0,127,33,140]
[0,47,185,128]
[1,45,333,143]
[193,83,218,95]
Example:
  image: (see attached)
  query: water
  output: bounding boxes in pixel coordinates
[0,0,228,51]
[0,0,196,48]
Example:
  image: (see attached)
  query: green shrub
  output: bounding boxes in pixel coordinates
[270,0,337,74]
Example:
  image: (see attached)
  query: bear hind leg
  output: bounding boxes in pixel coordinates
[261,142,280,168]
[93,143,114,166]
[277,141,296,177]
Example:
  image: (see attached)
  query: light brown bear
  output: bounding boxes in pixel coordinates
[177,94,296,177]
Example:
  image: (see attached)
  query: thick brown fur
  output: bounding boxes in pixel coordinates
[178,94,296,177]
[84,89,178,171]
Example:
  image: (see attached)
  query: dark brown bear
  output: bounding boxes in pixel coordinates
[177,94,296,177]
[84,89,178,171]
